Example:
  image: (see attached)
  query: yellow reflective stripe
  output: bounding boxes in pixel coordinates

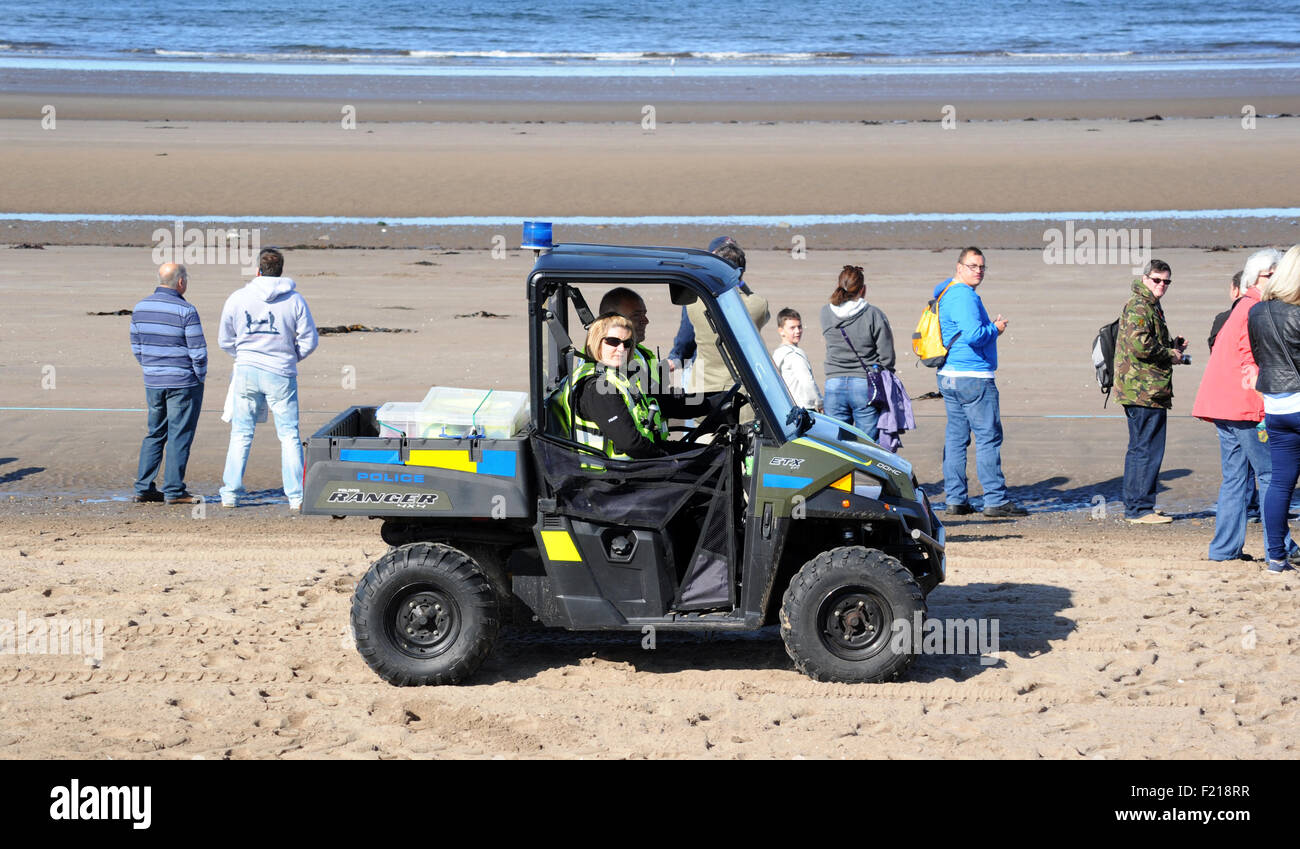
[540,530,583,562]
[407,449,476,473]
[792,437,861,466]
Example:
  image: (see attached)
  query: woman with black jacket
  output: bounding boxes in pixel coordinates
[1246,244,1300,573]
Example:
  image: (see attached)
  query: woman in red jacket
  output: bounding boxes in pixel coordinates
[1191,248,1290,562]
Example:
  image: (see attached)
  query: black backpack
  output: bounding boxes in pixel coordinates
[1092,318,1120,406]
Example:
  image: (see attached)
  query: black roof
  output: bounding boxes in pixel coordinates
[528,243,740,296]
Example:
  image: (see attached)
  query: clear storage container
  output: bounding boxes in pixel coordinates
[375,401,423,437]
[415,386,530,439]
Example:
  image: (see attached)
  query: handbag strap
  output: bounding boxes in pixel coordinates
[838,325,880,375]
[1263,300,1300,382]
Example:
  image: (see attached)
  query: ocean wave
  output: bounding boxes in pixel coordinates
[271,44,417,57]
[113,46,855,64]
[998,50,1136,59]
[0,41,58,51]
[9,45,1300,78]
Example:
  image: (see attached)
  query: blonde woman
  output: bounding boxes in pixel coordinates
[1246,244,1300,573]
[570,313,698,460]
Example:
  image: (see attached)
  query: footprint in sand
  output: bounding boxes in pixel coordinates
[305,690,343,707]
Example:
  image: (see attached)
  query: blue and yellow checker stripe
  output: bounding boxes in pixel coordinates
[337,447,516,478]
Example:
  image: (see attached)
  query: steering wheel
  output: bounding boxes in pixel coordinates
[683,383,744,443]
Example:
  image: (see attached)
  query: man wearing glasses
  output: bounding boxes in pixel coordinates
[936,247,1027,518]
[1114,259,1189,524]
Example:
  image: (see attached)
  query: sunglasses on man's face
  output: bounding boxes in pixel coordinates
[603,336,635,349]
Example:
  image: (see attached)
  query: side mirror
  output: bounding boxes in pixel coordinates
[669,284,698,306]
[785,406,813,436]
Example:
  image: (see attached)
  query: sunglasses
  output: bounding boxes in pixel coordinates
[602,336,635,349]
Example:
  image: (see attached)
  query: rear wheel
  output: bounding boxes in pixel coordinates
[352,542,500,686]
[780,546,925,683]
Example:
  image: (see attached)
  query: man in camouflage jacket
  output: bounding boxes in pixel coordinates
[1114,260,1188,523]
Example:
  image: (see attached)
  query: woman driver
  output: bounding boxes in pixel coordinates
[571,313,698,460]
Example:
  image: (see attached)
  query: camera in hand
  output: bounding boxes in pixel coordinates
[1174,336,1191,365]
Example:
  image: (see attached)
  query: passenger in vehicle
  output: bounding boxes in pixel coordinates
[599,286,662,395]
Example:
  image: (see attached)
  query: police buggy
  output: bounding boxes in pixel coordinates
[302,243,946,684]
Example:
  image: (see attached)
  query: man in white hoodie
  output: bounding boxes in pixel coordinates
[217,248,319,509]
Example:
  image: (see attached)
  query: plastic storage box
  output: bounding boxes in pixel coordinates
[375,401,423,437]
[415,386,529,439]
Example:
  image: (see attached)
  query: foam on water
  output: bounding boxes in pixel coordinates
[4,53,1300,77]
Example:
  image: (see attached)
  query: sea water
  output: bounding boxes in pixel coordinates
[2,0,1299,77]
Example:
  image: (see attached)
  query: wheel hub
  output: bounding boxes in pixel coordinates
[820,590,889,659]
[390,589,459,657]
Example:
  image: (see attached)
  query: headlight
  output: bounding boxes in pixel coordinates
[828,470,884,501]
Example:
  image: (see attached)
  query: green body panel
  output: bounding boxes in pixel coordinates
[752,436,915,519]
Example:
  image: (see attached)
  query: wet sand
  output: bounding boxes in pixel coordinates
[4,62,1300,121]
[3,118,1299,224]
[0,245,1249,508]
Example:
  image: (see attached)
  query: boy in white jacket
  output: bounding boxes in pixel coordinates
[217,248,319,509]
[772,308,823,411]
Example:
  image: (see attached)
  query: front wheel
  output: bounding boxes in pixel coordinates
[780,547,925,683]
[352,542,500,686]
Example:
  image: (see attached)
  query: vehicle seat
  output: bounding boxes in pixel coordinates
[544,383,574,438]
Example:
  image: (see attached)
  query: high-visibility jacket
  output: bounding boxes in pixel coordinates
[632,343,660,396]
[570,360,668,461]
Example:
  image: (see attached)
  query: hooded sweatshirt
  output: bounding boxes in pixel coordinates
[820,299,896,379]
[218,276,319,377]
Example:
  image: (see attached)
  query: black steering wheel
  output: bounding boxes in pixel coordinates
[682,383,744,443]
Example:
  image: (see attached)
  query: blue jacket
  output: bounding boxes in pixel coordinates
[933,278,998,372]
[130,287,207,388]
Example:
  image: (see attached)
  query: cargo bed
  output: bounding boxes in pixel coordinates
[301,406,533,518]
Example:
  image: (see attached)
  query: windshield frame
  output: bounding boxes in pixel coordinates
[713,286,797,442]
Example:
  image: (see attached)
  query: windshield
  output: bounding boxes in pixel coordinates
[715,287,796,441]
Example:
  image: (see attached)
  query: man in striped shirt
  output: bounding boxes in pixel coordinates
[129,263,207,504]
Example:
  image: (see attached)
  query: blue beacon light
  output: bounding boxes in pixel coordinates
[522,220,553,252]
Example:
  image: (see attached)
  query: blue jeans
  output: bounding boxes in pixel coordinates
[1209,420,1296,560]
[135,384,204,498]
[1264,411,1300,561]
[220,365,303,506]
[1122,405,1166,517]
[824,375,881,441]
[938,375,1007,507]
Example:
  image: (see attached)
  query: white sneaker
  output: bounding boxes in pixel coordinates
[289,501,302,512]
